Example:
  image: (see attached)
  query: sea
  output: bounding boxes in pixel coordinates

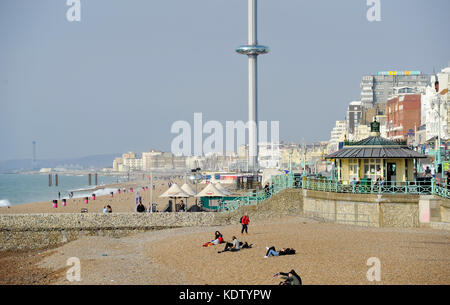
[0,173,124,207]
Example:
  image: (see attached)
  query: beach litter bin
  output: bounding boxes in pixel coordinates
[52,200,58,208]
[360,178,371,193]
[84,197,89,204]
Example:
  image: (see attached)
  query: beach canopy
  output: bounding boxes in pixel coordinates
[214,183,234,196]
[180,183,196,197]
[159,183,190,198]
[195,183,229,197]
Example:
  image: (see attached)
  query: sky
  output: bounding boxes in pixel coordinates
[0,0,449,161]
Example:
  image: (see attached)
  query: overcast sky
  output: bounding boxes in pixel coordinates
[0,0,449,161]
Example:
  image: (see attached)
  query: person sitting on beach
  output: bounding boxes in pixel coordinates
[264,246,296,258]
[218,236,241,253]
[178,200,185,212]
[106,205,112,213]
[136,202,146,213]
[103,206,108,214]
[202,231,225,247]
[273,269,302,285]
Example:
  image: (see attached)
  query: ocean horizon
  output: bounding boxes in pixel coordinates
[0,173,124,206]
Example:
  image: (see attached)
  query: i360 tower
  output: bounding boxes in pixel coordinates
[236,0,269,173]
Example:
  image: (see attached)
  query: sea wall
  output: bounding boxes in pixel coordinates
[301,189,424,228]
[0,212,227,251]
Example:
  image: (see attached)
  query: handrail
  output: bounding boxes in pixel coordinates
[218,174,450,213]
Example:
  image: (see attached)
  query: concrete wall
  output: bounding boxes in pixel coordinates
[302,189,422,228]
[0,212,227,251]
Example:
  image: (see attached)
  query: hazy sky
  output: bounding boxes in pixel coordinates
[0,0,449,161]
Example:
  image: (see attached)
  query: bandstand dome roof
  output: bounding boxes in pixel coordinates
[326,136,427,159]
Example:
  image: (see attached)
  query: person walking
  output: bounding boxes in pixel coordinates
[240,213,250,235]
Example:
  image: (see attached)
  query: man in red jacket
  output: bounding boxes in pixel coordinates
[240,213,250,234]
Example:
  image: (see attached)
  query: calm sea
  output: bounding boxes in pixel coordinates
[0,173,122,206]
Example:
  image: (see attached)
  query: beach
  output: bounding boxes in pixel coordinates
[0,177,193,214]
[1,215,449,285]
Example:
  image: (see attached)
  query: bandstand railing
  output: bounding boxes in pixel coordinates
[217,173,449,213]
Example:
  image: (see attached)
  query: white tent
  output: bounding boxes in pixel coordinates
[159,183,190,198]
[195,183,229,197]
[180,183,196,197]
[159,183,190,212]
[214,183,234,196]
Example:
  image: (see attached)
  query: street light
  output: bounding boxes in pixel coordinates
[189,167,202,206]
[288,148,293,173]
[302,141,307,177]
[431,76,448,174]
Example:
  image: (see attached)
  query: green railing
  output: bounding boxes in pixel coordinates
[217,173,450,213]
[217,174,298,213]
[301,178,434,195]
[217,189,269,213]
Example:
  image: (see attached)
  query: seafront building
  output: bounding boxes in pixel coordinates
[347,101,363,136]
[360,71,428,109]
[421,67,450,142]
[328,120,348,153]
[386,93,421,140]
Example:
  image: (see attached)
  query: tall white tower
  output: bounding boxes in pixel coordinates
[236,0,269,173]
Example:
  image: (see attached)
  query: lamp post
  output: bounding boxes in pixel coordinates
[189,167,202,206]
[288,148,293,173]
[302,141,307,177]
[431,76,447,174]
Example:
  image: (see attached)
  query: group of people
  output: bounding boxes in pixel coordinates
[102,205,112,213]
[201,213,301,285]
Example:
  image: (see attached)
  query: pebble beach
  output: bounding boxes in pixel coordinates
[1,215,449,285]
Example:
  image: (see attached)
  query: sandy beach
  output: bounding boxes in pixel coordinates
[0,178,202,214]
[1,215,449,285]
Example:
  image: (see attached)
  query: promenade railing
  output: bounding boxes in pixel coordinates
[217,173,449,213]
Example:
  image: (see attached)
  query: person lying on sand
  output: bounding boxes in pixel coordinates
[264,246,296,258]
[217,237,253,253]
[273,269,302,285]
[202,231,225,247]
